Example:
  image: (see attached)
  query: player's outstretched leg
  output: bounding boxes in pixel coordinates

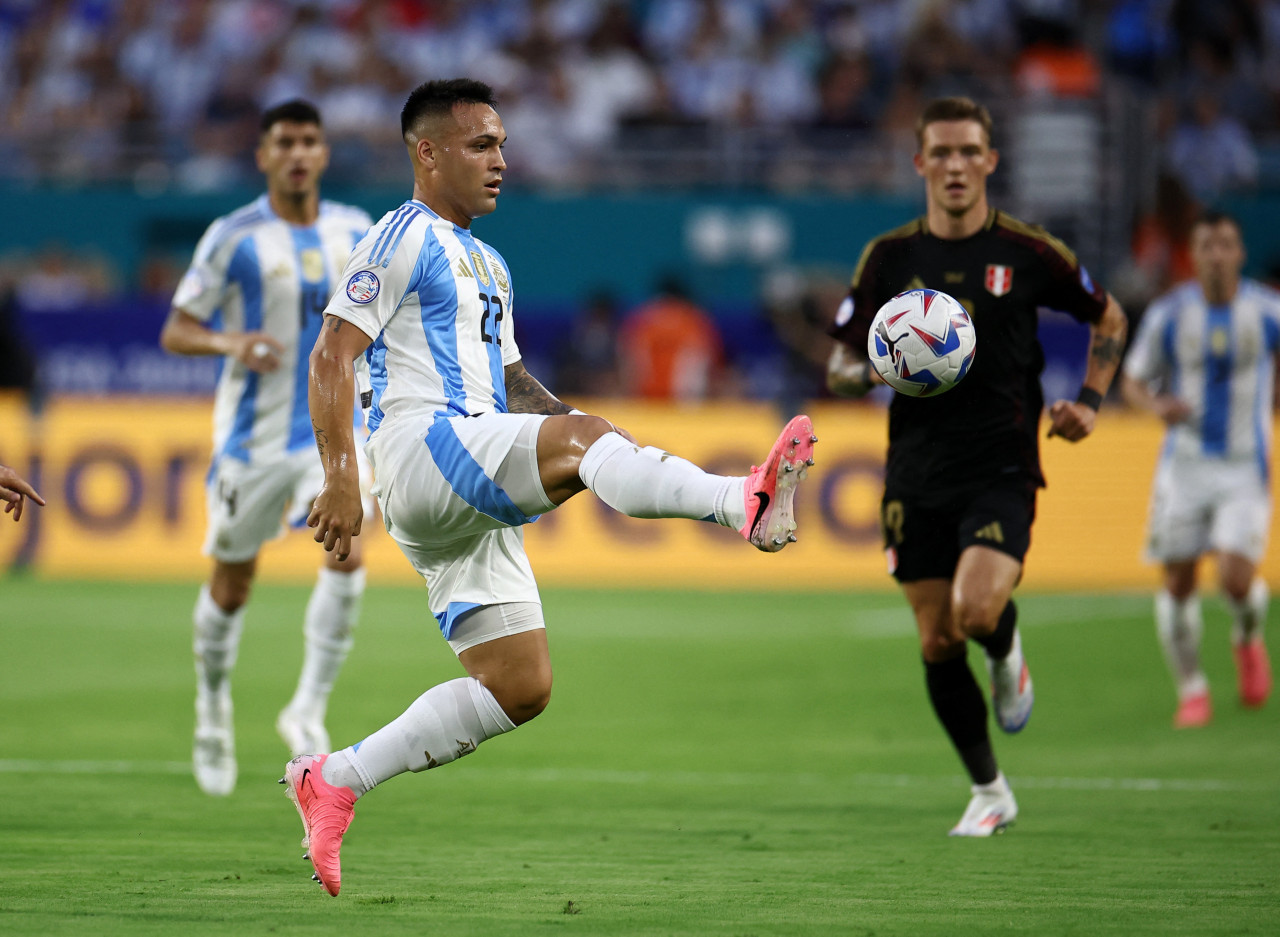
[740,415,817,552]
[576,414,817,551]
[949,772,1018,837]
[281,753,357,897]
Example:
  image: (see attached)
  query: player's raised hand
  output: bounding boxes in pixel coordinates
[1046,399,1096,442]
[235,332,285,373]
[0,464,45,522]
[307,481,362,561]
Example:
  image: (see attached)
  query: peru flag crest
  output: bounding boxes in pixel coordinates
[985,264,1013,297]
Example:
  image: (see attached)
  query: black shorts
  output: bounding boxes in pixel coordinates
[880,485,1036,583]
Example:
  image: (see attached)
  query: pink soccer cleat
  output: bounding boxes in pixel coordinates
[1173,691,1212,729]
[740,415,816,552]
[280,754,357,896]
[1233,640,1272,708]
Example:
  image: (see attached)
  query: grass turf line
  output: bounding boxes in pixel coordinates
[0,579,1276,936]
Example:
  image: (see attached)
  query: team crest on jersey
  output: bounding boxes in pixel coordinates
[300,248,325,283]
[346,270,380,303]
[985,264,1013,297]
[470,251,490,287]
[486,253,509,293]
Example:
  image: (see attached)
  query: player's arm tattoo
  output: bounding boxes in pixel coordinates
[505,361,573,415]
[1089,333,1123,368]
[312,421,329,458]
[328,317,345,333]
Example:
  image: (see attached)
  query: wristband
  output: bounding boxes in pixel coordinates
[1075,387,1103,411]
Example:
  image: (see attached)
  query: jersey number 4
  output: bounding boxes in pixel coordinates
[480,293,504,346]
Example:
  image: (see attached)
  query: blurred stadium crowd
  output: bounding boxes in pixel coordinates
[0,0,1274,194]
[1,0,1279,406]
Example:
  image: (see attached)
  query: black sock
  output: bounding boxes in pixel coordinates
[924,653,998,785]
[974,600,1017,660]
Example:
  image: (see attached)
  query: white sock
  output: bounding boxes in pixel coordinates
[1228,579,1268,645]
[193,585,244,696]
[284,567,366,720]
[320,677,516,797]
[1155,590,1208,700]
[578,431,746,529]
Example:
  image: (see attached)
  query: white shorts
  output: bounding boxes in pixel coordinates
[1145,456,1271,563]
[203,447,373,563]
[366,412,556,642]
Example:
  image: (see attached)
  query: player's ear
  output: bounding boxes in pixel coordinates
[986,147,1000,175]
[912,151,925,178]
[254,140,269,173]
[416,136,435,168]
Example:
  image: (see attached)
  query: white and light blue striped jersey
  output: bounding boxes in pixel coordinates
[1125,278,1280,476]
[322,199,520,435]
[173,194,372,465]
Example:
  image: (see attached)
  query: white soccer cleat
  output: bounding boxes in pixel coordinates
[276,707,331,758]
[193,687,236,796]
[949,773,1018,837]
[985,629,1034,733]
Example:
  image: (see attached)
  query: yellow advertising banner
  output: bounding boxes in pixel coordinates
[2,395,1278,591]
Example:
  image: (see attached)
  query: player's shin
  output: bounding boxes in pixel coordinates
[193,585,245,694]
[578,431,744,527]
[924,654,998,785]
[1228,578,1268,645]
[288,567,366,720]
[320,677,516,796]
[1155,590,1208,699]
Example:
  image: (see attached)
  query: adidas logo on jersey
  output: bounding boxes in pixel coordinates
[973,521,1004,544]
[456,258,474,279]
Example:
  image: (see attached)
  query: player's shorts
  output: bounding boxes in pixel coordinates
[880,484,1036,582]
[366,411,556,648]
[203,446,374,564]
[1145,456,1270,563]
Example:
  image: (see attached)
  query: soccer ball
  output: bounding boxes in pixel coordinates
[867,288,976,397]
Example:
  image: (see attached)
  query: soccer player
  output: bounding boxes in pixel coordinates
[1121,211,1275,726]
[0,464,43,521]
[825,97,1128,836]
[281,79,816,896]
[160,101,374,796]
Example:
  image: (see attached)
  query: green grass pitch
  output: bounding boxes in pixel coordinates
[1,578,1277,936]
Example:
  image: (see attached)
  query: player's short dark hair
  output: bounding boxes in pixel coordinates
[916,97,994,148]
[260,99,322,135]
[1192,209,1242,235]
[401,79,499,141]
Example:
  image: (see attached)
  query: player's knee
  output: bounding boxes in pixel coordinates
[496,675,552,726]
[919,631,965,663]
[1221,571,1253,604]
[566,414,614,449]
[209,578,252,611]
[951,596,1000,639]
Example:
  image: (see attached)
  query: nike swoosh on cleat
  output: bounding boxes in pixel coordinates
[749,491,770,536]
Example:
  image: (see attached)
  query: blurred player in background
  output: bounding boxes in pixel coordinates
[283,78,816,896]
[160,100,373,796]
[1121,211,1275,726]
[1,464,43,521]
[826,97,1128,836]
